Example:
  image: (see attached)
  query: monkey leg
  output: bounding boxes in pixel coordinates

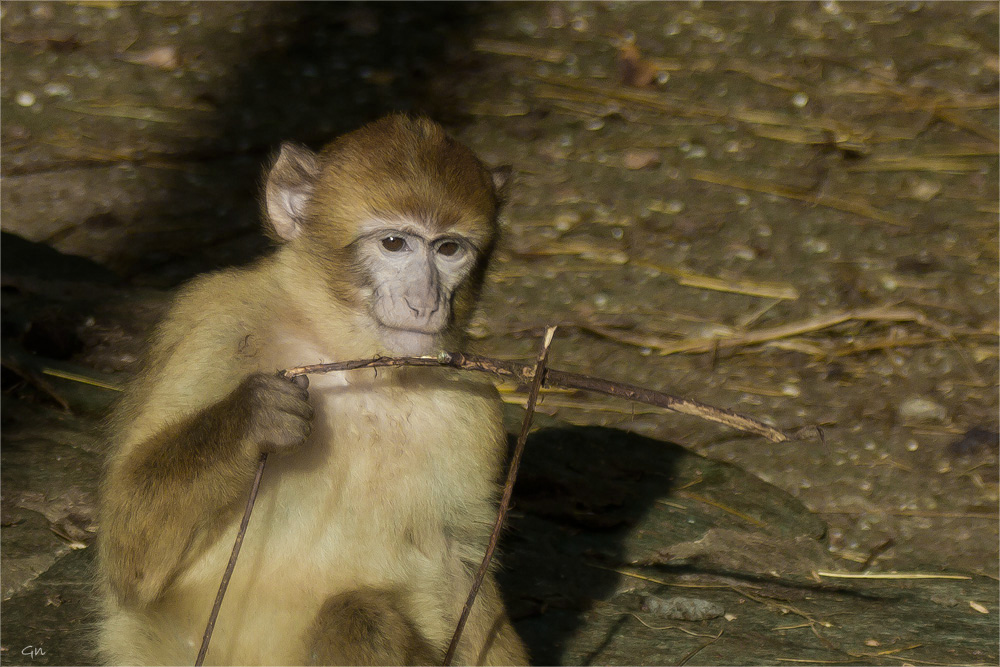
[306,588,440,666]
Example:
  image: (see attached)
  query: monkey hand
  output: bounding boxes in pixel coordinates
[234,373,313,457]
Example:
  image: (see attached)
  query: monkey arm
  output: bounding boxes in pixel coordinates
[99,384,266,608]
[98,266,314,608]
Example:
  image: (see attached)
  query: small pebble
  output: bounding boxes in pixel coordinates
[792,91,809,108]
[15,91,36,107]
[128,45,180,70]
[803,237,829,254]
[553,211,581,232]
[898,397,947,423]
[729,244,756,261]
[909,178,941,202]
[687,144,707,159]
[623,148,661,170]
[931,595,959,607]
[663,200,685,214]
[781,383,801,397]
[43,82,71,97]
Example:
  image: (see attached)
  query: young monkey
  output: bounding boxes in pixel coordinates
[97,115,528,666]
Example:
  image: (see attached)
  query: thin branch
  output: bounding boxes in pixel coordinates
[814,571,971,581]
[285,352,787,443]
[1,358,72,412]
[677,628,725,666]
[196,341,788,663]
[443,326,557,665]
[195,453,267,667]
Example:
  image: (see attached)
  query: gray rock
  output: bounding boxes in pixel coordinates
[641,595,725,621]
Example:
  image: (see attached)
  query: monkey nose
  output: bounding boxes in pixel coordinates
[403,297,440,319]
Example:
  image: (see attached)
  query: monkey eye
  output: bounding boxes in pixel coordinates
[437,240,461,257]
[381,236,406,252]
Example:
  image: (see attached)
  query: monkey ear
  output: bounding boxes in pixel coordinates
[264,143,320,241]
[490,165,513,205]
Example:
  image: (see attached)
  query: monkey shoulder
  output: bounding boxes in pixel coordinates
[156,266,278,364]
[125,265,283,423]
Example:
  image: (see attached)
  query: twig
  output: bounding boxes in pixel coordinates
[676,490,766,527]
[690,169,907,227]
[817,509,998,520]
[815,571,972,581]
[1,358,71,412]
[286,352,787,443]
[443,327,557,665]
[629,613,720,637]
[677,628,724,666]
[585,564,732,590]
[627,258,799,300]
[41,367,123,392]
[472,38,565,63]
[651,306,926,357]
[194,453,267,666]
[196,340,788,663]
[859,538,895,572]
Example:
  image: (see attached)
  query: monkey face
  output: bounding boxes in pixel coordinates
[261,115,511,355]
[350,219,479,354]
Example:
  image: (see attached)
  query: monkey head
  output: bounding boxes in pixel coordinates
[263,115,511,355]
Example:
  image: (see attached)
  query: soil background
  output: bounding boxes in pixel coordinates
[1,2,997,665]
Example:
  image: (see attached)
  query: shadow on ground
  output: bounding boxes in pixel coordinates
[2,2,495,286]
[130,2,492,285]
[499,424,682,664]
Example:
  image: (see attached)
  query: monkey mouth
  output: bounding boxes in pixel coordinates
[379,327,440,356]
[380,321,446,336]
[375,311,449,336]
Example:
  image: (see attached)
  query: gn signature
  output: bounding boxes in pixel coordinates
[22,646,46,659]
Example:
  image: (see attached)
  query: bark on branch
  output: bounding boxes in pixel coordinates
[284,351,788,443]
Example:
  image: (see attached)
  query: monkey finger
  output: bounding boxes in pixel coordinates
[257,416,311,452]
[284,400,314,421]
[273,420,312,451]
[281,417,311,441]
[280,376,311,402]
[272,370,309,394]
[271,391,313,419]
[258,374,310,405]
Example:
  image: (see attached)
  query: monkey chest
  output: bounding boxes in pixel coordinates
[272,376,500,550]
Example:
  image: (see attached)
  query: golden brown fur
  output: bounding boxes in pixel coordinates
[97,115,527,665]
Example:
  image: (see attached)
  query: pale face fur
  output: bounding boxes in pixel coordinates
[352,218,482,355]
[96,115,526,665]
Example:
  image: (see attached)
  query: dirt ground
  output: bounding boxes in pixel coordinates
[2,2,997,665]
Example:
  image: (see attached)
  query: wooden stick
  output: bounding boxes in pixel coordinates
[285,352,787,443]
[443,327,557,665]
[195,452,268,666]
[195,342,789,663]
